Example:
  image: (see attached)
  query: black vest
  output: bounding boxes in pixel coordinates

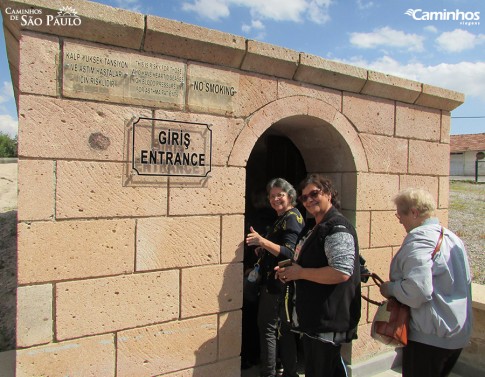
[295,207,361,339]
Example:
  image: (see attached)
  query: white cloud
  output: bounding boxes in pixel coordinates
[436,29,485,53]
[181,0,332,24]
[349,27,425,52]
[0,114,18,137]
[111,0,143,13]
[342,55,485,102]
[0,81,14,104]
[424,25,438,33]
[242,19,265,33]
[181,0,230,21]
[356,0,374,10]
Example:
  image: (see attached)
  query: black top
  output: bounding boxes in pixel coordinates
[294,206,361,339]
[260,208,304,294]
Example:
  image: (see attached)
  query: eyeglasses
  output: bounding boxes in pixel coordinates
[269,192,286,201]
[298,189,322,203]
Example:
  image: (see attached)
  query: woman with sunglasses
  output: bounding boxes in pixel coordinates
[275,174,361,377]
[246,178,304,377]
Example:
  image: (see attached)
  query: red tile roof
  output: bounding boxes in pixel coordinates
[450,133,485,153]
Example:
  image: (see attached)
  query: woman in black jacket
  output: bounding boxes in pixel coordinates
[246,178,304,377]
[275,174,361,377]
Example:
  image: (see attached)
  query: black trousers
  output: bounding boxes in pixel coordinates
[258,287,298,377]
[302,335,348,377]
[402,340,462,377]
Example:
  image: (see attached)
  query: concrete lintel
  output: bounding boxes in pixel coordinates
[240,39,299,79]
[361,70,422,104]
[415,84,465,112]
[144,15,247,69]
[295,53,368,93]
[0,0,465,112]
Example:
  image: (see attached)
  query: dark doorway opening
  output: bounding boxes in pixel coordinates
[241,131,307,372]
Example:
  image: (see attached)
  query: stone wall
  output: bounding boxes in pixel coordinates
[1,0,464,376]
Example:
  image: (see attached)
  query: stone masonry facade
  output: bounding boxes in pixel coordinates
[1,0,463,376]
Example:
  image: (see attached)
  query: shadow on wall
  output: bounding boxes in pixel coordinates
[190,259,243,377]
[0,210,17,375]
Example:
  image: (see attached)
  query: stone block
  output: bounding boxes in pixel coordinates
[221,215,244,264]
[18,219,135,284]
[169,166,245,216]
[241,40,299,79]
[345,173,399,211]
[360,134,408,173]
[117,316,218,377]
[361,71,421,103]
[4,0,144,49]
[187,63,239,116]
[19,32,58,96]
[278,79,342,110]
[218,310,242,359]
[153,109,244,168]
[18,95,151,160]
[145,15,246,68]
[360,247,393,284]
[441,112,451,144]
[4,26,19,75]
[400,175,439,202]
[17,159,54,221]
[370,211,406,248]
[16,284,52,347]
[235,72,278,118]
[415,84,464,111]
[181,263,243,318]
[408,140,450,176]
[16,334,115,377]
[295,53,367,92]
[396,103,441,141]
[355,211,371,250]
[56,270,179,340]
[136,216,220,271]
[56,161,167,218]
[162,358,241,377]
[438,176,449,209]
[343,93,394,135]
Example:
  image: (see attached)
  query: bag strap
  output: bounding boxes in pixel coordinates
[362,226,445,307]
[431,227,444,259]
[361,273,385,306]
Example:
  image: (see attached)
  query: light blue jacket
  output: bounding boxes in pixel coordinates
[387,218,472,349]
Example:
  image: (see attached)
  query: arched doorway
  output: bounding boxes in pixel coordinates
[234,96,368,374]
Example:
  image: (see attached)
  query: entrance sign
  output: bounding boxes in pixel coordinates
[132,117,212,177]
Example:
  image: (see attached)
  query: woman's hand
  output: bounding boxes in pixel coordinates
[380,281,392,299]
[275,263,302,283]
[246,226,266,248]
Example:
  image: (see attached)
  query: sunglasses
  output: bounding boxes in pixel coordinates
[298,189,322,203]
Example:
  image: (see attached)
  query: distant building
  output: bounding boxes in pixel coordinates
[450,133,485,177]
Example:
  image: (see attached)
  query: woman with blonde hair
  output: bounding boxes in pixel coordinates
[380,188,472,377]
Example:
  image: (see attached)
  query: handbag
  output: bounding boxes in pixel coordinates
[362,273,410,346]
[243,258,261,302]
[363,227,445,346]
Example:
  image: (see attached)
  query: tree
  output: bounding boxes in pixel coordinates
[0,133,17,158]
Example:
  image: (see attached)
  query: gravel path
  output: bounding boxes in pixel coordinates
[448,181,485,285]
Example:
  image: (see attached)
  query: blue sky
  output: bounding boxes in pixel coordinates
[0,0,484,137]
